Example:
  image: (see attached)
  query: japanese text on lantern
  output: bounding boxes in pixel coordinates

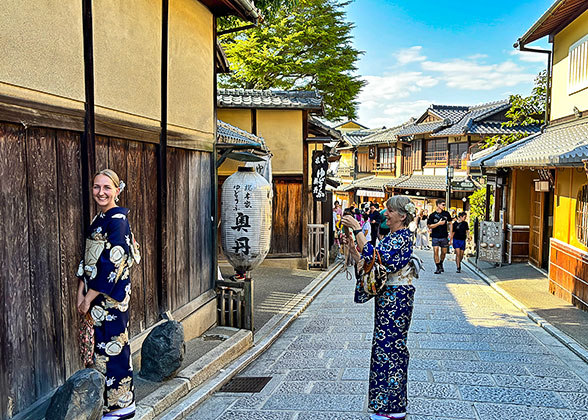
[231,184,255,255]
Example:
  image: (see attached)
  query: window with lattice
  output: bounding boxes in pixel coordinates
[576,184,588,246]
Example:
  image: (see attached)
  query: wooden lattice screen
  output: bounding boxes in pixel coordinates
[576,184,588,246]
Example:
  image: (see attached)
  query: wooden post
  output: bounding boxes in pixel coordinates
[301,111,309,258]
[157,0,169,313]
[323,222,329,269]
[243,277,254,332]
[81,0,96,232]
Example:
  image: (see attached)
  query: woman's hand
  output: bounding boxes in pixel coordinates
[77,292,85,310]
[78,298,90,315]
[341,215,361,231]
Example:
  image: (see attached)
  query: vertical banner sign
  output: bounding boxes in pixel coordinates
[312,150,328,202]
[369,146,376,159]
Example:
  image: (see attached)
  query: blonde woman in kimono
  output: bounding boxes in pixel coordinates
[77,169,138,420]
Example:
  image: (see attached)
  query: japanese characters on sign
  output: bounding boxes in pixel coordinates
[311,150,328,202]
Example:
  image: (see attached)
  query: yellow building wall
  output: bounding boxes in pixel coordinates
[217,109,253,133]
[168,0,214,138]
[0,0,85,108]
[512,170,533,225]
[551,9,588,120]
[554,168,588,251]
[337,121,364,132]
[257,109,303,175]
[93,0,161,123]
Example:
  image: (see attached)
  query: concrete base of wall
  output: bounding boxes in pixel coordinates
[260,257,307,269]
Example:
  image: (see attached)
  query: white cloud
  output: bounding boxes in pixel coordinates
[509,49,549,63]
[359,72,438,110]
[395,46,427,66]
[361,99,432,128]
[421,58,536,90]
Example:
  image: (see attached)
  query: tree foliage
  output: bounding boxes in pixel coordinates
[219,0,365,121]
[469,186,491,222]
[483,70,546,148]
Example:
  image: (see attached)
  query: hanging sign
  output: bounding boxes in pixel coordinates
[369,146,376,159]
[312,150,328,202]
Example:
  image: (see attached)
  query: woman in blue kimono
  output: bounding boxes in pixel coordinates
[77,169,137,420]
[341,195,417,420]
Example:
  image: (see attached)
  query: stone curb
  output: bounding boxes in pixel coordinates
[155,261,345,420]
[135,329,253,420]
[463,260,588,364]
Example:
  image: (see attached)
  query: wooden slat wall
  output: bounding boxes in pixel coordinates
[95,136,160,336]
[270,177,303,255]
[0,123,35,417]
[549,239,588,312]
[167,148,213,311]
[0,122,214,418]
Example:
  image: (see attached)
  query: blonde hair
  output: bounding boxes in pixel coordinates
[385,195,415,227]
[95,169,120,187]
[94,169,124,200]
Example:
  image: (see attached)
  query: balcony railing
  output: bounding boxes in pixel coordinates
[337,166,352,177]
[425,151,448,166]
[449,157,468,170]
[373,162,395,172]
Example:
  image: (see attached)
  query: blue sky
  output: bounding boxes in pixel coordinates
[345,0,553,127]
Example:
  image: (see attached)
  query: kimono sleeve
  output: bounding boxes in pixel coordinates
[87,218,130,297]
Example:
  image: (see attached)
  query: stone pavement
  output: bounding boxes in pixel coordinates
[182,249,588,420]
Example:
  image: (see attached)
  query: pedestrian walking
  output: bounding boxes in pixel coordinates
[415,210,430,249]
[361,212,372,243]
[378,206,391,240]
[427,198,452,274]
[368,203,382,246]
[450,212,469,273]
[76,169,139,420]
[341,196,419,420]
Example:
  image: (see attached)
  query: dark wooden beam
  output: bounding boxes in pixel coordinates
[157,0,169,314]
[81,0,96,233]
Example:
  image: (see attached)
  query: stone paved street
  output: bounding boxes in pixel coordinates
[187,250,588,420]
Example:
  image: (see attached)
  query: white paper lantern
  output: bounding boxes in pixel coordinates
[221,167,272,273]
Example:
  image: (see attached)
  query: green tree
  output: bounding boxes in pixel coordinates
[483,70,546,148]
[219,0,365,121]
[469,186,492,222]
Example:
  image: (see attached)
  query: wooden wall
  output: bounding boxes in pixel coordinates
[270,176,303,256]
[0,122,214,418]
[549,238,588,312]
[505,225,530,263]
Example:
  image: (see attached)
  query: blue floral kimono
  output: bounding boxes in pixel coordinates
[77,207,136,412]
[355,228,415,414]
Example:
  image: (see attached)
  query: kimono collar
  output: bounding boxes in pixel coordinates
[101,207,129,218]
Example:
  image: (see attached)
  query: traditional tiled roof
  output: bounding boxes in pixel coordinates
[308,116,341,140]
[386,175,475,191]
[339,175,397,192]
[468,121,542,136]
[473,117,588,168]
[361,124,406,145]
[428,104,470,123]
[217,88,323,111]
[217,119,268,151]
[432,100,509,137]
[396,121,446,137]
[341,128,385,147]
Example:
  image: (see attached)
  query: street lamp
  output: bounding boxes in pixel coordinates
[446,165,454,209]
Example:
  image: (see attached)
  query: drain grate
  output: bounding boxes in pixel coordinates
[219,376,272,393]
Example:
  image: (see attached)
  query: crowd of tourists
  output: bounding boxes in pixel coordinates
[333,198,471,273]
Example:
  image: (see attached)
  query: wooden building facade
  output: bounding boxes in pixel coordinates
[0,0,258,418]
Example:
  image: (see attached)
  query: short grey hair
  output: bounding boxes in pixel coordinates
[385,195,415,227]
